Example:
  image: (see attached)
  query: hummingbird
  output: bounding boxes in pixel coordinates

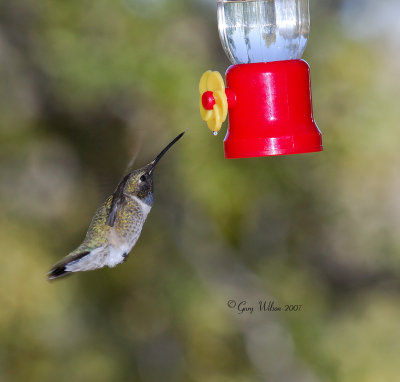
[48,131,185,280]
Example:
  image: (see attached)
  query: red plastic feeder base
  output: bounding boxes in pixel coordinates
[223,60,322,159]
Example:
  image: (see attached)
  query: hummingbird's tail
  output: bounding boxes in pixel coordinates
[48,265,70,280]
[47,251,90,280]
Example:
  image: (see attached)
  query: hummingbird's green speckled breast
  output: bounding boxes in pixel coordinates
[113,196,148,246]
[78,194,148,252]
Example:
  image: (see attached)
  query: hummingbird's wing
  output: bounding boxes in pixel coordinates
[106,173,130,227]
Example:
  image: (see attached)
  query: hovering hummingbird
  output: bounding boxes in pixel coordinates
[48,132,185,280]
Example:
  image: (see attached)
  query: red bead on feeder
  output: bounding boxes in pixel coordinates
[199,0,323,158]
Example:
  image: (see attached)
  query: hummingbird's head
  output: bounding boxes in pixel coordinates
[124,132,185,206]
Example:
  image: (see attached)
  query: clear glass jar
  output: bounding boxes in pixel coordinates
[217,0,310,64]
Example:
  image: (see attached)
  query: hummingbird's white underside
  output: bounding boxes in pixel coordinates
[65,195,152,273]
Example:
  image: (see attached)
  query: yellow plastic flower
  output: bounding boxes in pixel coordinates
[199,71,228,134]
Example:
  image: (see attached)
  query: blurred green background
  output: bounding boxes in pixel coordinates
[1,0,400,381]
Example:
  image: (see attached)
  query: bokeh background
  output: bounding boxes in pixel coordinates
[1,0,400,381]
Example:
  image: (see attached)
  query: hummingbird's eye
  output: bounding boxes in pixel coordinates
[139,175,147,182]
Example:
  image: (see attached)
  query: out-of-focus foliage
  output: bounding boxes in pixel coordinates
[1,0,400,381]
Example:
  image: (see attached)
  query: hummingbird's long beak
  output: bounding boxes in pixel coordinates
[148,131,185,174]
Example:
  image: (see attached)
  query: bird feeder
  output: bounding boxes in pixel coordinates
[199,0,323,158]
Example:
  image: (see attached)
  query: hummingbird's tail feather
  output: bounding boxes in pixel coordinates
[48,265,71,280]
[47,250,91,280]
